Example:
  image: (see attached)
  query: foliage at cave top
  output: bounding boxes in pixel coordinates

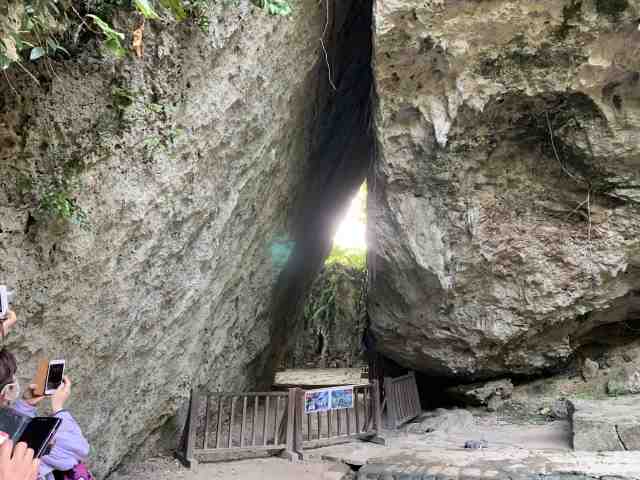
[0,0,292,74]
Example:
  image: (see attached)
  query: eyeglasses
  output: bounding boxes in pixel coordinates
[0,377,20,402]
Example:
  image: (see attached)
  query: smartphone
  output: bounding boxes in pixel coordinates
[16,417,62,458]
[44,360,65,396]
[0,286,8,320]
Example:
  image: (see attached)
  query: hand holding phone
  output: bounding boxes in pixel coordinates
[51,377,71,414]
[0,440,39,480]
[32,360,65,398]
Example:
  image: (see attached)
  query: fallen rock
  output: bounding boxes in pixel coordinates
[607,366,640,396]
[464,439,488,449]
[568,396,640,451]
[406,408,474,434]
[447,379,514,408]
[582,359,600,381]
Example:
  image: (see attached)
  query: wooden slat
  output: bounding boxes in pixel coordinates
[327,409,332,438]
[213,391,288,397]
[363,388,369,430]
[215,395,224,448]
[354,389,360,433]
[263,396,270,446]
[274,397,280,445]
[307,409,312,440]
[203,394,211,449]
[316,411,321,440]
[346,405,352,436]
[373,379,382,432]
[184,388,200,462]
[337,408,341,436]
[240,396,248,448]
[285,389,297,457]
[228,396,236,448]
[252,396,259,446]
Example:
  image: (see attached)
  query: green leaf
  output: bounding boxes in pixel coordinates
[159,0,187,21]
[87,15,125,41]
[134,0,160,19]
[87,15,126,58]
[30,47,45,60]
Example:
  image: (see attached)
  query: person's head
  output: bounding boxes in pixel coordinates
[0,349,18,406]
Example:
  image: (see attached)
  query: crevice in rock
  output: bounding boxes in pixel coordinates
[615,424,629,451]
[249,0,375,386]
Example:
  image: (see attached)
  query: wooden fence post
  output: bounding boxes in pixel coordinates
[295,388,305,459]
[372,379,382,433]
[282,388,300,461]
[176,387,201,469]
[383,376,396,428]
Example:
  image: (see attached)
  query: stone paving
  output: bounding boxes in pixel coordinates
[305,418,640,480]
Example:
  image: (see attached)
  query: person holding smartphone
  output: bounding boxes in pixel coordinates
[0,311,90,480]
[14,376,90,480]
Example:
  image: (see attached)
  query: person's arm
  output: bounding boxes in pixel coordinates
[39,377,89,474]
[1,310,17,338]
[39,411,90,473]
[0,440,39,480]
[14,384,46,419]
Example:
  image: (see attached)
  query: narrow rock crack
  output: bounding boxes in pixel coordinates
[615,424,629,451]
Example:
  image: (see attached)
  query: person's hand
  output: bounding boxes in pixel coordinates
[51,376,71,414]
[1,311,16,337]
[0,440,39,480]
[22,385,45,407]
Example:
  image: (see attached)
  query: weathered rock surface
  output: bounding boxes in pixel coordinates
[368,0,640,379]
[406,408,474,434]
[283,263,366,369]
[607,365,640,395]
[569,396,640,451]
[447,379,514,408]
[0,0,373,475]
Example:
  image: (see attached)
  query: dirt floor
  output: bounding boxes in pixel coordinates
[111,407,640,480]
[110,456,351,480]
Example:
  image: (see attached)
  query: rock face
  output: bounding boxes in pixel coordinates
[569,396,640,451]
[283,263,366,369]
[0,0,373,475]
[368,0,640,379]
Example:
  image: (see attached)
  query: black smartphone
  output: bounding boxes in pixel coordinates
[17,417,62,458]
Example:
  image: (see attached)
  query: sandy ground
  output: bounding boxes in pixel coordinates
[111,456,351,480]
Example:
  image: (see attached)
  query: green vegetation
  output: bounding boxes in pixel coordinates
[303,261,366,333]
[326,245,366,270]
[595,0,628,17]
[0,0,292,73]
[37,177,89,228]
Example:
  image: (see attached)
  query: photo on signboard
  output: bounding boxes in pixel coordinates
[304,389,330,413]
[330,387,354,410]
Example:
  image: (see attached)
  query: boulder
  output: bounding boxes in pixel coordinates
[569,396,640,451]
[582,359,600,381]
[406,408,474,434]
[368,0,640,379]
[447,379,514,408]
[607,366,640,396]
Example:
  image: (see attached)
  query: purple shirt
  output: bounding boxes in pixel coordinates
[13,400,90,480]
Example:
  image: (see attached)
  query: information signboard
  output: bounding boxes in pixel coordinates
[304,386,354,414]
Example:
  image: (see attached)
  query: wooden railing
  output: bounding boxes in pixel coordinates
[384,372,421,428]
[178,381,382,467]
[178,389,295,465]
[297,381,382,450]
